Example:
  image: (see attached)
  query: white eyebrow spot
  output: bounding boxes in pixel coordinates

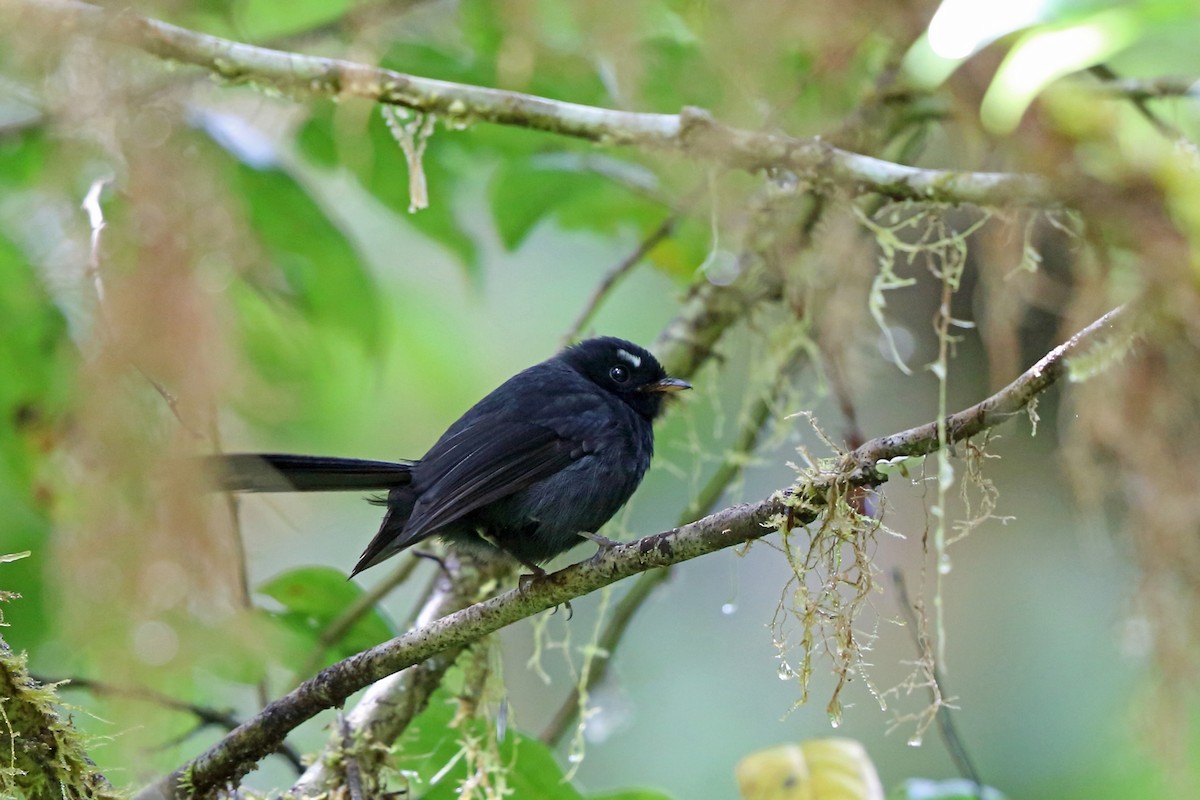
[616,349,642,368]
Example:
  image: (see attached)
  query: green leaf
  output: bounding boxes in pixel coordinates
[398,691,586,800]
[489,161,581,250]
[232,0,350,41]
[0,214,75,651]
[589,790,676,800]
[637,37,724,111]
[380,41,495,87]
[0,129,46,185]
[258,566,393,663]
[459,0,506,62]
[295,111,339,168]
[489,155,666,251]
[233,163,385,355]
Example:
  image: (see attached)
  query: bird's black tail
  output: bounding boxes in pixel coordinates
[205,454,415,492]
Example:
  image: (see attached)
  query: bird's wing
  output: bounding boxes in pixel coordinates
[207,454,415,492]
[401,417,590,544]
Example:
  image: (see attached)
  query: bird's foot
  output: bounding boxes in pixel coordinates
[579,530,621,560]
[517,563,548,591]
[516,562,573,619]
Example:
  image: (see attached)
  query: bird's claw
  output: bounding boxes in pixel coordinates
[517,566,547,591]
[517,566,573,619]
[579,530,621,560]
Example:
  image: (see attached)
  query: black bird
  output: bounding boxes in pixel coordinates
[212,337,690,577]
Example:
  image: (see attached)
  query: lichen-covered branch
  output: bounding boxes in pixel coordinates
[846,304,1128,484]
[134,305,1127,800]
[21,0,1050,207]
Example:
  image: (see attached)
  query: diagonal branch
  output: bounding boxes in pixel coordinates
[845,304,1127,483]
[134,305,1127,800]
[21,0,1051,207]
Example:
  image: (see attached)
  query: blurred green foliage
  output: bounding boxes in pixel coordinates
[259,565,394,671]
[0,131,75,644]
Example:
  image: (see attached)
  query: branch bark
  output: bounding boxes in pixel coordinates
[21,0,1051,207]
[134,305,1127,800]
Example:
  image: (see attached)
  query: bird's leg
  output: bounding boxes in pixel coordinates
[579,530,621,559]
[412,549,451,577]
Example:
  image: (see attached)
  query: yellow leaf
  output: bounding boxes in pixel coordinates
[735,739,884,800]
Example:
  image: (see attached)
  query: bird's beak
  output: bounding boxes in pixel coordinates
[641,377,692,394]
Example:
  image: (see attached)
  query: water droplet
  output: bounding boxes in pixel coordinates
[495,697,508,742]
[939,458,955,489]
[701,249,741,286]
[567,752,583,764]
[721,602,737,615]
[907,736,923,747]
[777,664,793,681]
[938,552,953,574]
[583,685,633,743]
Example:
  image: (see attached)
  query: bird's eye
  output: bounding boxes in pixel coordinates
[609,364,630,384]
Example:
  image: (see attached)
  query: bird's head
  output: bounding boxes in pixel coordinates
[562,337,691,420]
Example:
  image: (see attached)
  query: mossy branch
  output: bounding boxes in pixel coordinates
[0,635,119,800]
[134,305,1127,800]
[20,0,1051,207]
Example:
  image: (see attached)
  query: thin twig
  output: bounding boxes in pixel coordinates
[43,674,304,773]
[564,187,706,344]
[1087,65,1180,139]
[564,215,679,344]
[338,715,365,800]
[1087,70,1200,101]
[891,570,984,794]
[203,412,268,710]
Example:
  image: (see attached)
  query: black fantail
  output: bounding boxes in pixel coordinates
[212,337,690,576]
